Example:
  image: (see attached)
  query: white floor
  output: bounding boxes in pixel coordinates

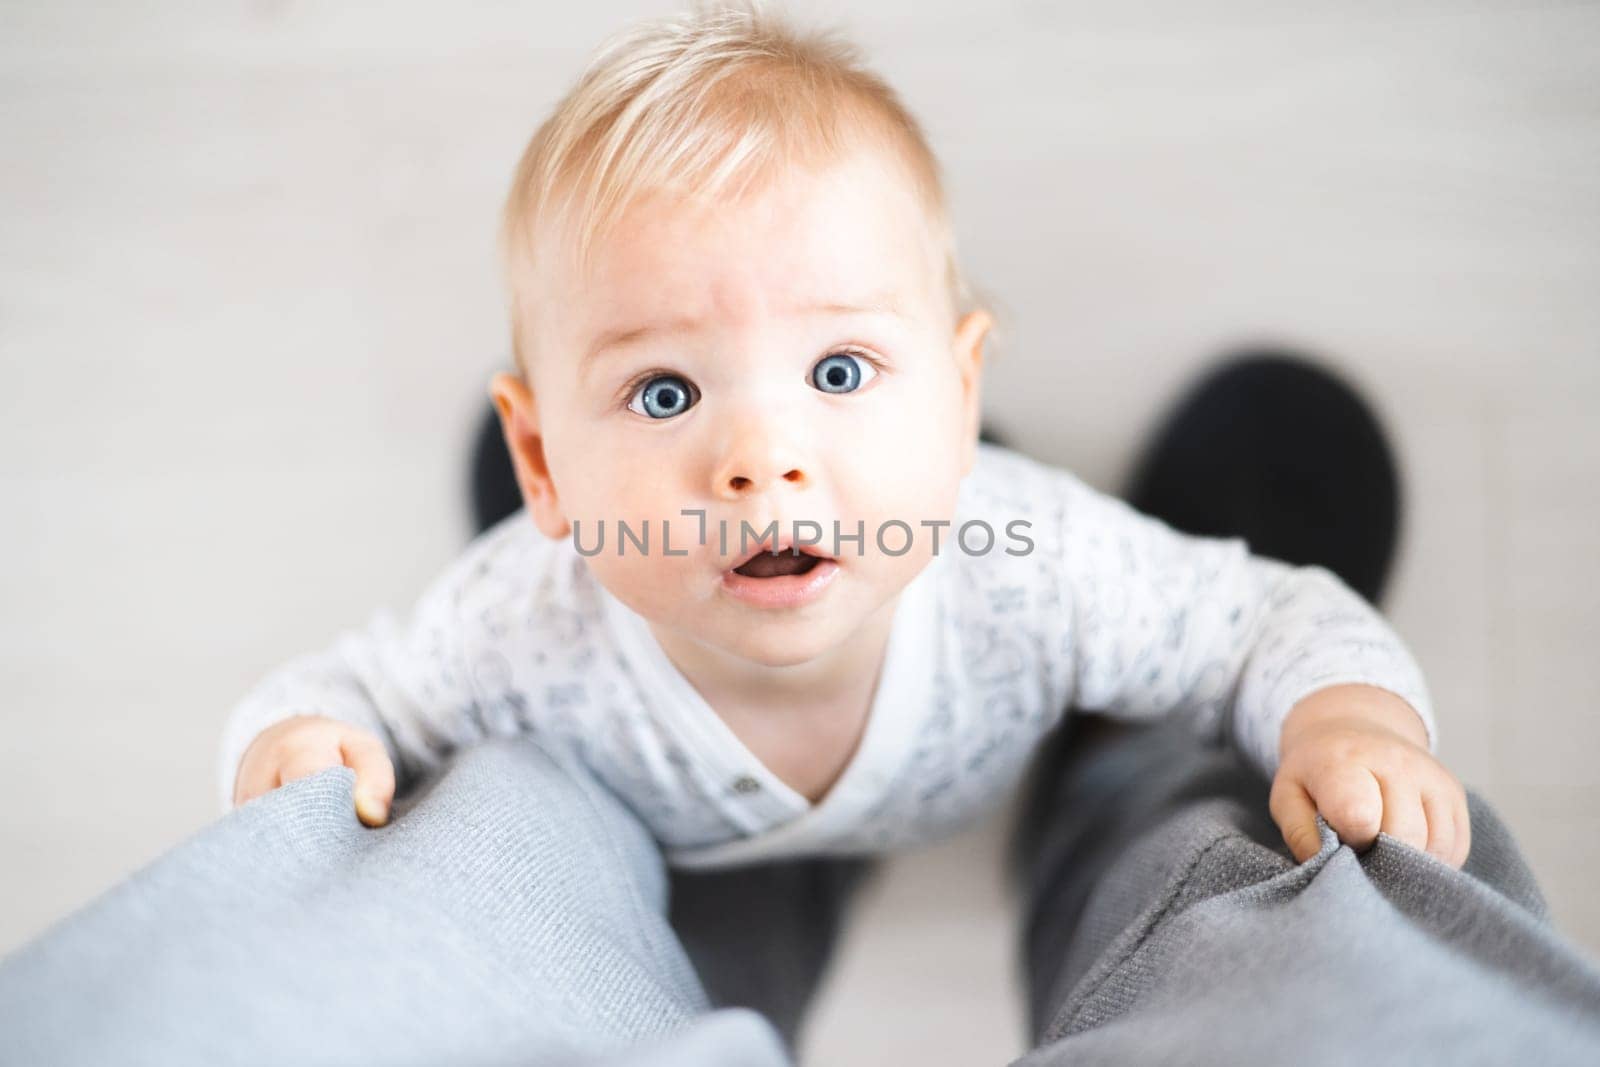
[2,3,1596,1064]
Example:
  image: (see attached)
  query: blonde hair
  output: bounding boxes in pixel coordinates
[498,0,974,373]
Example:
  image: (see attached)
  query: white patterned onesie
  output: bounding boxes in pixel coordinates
[216,443,1435,869]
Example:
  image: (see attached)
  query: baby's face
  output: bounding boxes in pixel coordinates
[496,147,988,669]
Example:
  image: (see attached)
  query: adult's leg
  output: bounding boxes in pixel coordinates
[1013,718,1600,1065]
[1012,349,1600,1064]
[0,738,788,1066]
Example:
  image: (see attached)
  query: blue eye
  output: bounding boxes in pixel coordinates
[811,351,877,394]
[628,374,697,419]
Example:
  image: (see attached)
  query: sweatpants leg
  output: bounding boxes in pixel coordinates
[1010,714,1600,1066]
[0,737,789,1066]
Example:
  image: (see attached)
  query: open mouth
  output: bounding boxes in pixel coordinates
[721,538,841,609]
[731,546,832,579]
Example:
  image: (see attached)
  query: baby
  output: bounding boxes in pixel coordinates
[220,1,1469,872]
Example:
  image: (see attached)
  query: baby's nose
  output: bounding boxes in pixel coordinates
[719,464,807,498]
[712,426,810,500]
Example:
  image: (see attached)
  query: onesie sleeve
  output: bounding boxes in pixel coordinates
[1051,467,1435,778]
[215,538,500,814]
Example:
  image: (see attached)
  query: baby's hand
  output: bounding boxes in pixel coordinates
[1269,683,1470,868]
[232,714,395,827]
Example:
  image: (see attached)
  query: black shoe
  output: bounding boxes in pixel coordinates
[1122,346,1401,608]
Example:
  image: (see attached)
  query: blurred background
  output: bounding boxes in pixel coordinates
[2,0,1596,1062]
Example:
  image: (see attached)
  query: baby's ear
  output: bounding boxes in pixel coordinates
[952,308,992,474]
[488,372,571,540]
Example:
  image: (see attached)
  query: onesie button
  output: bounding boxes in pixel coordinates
[732,775,761,795]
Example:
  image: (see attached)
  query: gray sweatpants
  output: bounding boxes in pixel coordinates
[2,721,1598,1065]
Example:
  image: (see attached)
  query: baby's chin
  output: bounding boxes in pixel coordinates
[710,621,850,669]
[707,578,911,668]
[637,587,877,669]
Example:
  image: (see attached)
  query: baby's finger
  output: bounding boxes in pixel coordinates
[1421,790,1457,865]
[233,757,279,807]
[340,732,395,828]
[275,745,340,788]
[1450,790,1473,868]
[1377,773,1428,853]
[1307,765,1383,852]
[1269,777,1323,863]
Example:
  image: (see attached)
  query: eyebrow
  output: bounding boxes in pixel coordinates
[583,292,905,364]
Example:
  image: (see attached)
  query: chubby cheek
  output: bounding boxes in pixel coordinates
[584,551,702,622]
[548,425,687,528]
[839,380,967,526]
[562,480,708,615]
